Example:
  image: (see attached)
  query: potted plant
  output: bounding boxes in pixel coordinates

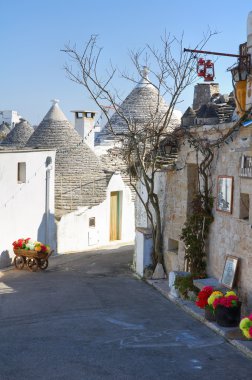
[239,314,252,339]
[174,274,198,300]
[195,286,223,321]
[213,291,241,327]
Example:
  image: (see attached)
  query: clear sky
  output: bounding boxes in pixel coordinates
[1,0,252,125]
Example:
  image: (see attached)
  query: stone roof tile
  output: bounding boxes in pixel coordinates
[1,120,33,147]
[182,107,196,118]
[26,101,107,211]
[95,68,181,145]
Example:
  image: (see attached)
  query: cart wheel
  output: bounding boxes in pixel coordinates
[27,258,39,272]
[14,256,25,270]
[39,259,48,270]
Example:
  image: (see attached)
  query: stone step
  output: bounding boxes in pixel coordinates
[193,277,229,292]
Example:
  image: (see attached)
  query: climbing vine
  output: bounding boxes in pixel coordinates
[180,192,214,276]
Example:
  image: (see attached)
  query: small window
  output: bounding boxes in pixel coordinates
[85,112,93,118]
[168,238,179,253]
[89,217,95,227]
[76,112,83,119]
[240,193,249,220]
[17,162,26,183]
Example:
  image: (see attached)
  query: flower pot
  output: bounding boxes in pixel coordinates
[205,308,216,322]
[215,302,241,327]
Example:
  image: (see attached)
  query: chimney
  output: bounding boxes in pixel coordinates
[193,83,220,110]
[71,110,96,150]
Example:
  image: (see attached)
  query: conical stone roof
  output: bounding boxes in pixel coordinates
[0,123,10,139]
[26,100,107,212]
[1,119,33,147]
[182,107,196,118]
[95,67,180,145]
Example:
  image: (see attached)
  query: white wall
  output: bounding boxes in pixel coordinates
[135,228,153,276]
[135,170,167,229]
[57,172,135,253]
[134,170,167,276]
[135,179,148,228]
[0,149,56,267]
[0,110,22,128]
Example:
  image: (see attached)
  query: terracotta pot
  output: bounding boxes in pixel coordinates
[204,308,216,321]
[215,302,241,327]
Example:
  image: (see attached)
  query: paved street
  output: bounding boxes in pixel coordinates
[0,244,251,380]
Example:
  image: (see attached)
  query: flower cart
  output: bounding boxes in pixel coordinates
[14,248,53,271]
[13,238,53,272]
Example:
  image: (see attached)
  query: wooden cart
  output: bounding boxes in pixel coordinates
[14,249,53,272]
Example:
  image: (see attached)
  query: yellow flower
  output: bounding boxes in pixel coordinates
[225,291,236,297]
[208,291,223,306]
[212,291,223,296]
[243,329,251,339]
[239,318,250,330]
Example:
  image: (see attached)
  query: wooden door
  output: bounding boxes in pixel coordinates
[110,191,121,240]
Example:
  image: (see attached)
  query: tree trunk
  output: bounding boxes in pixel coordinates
[152,195,163,265]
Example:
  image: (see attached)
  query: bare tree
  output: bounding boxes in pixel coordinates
[62,31,217,267]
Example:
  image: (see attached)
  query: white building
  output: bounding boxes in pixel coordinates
[26,100,135,253]
[57,172,134,252]
[0,148,56,268]
[0,110,22,128]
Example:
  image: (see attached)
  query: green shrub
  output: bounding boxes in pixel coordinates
[174,274,200,299]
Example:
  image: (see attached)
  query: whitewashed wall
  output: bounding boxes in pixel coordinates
[134,170,167,275]
[0,110,22,128]
[0,149,56,267]
[135,179,148,228]
[57,172,135,253]
[135,170,167,229]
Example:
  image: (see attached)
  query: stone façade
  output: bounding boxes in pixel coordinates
[159,121,252,310]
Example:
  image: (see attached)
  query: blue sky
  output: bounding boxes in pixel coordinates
[1,0,252,125]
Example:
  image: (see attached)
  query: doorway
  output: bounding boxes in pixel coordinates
[110,191,122,241]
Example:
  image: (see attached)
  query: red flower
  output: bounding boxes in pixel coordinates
[195,286,214,309]
[40,244,47,253]
[213,295,238,309]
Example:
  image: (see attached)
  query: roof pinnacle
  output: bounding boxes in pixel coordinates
[142,66,150,79]
[136,66,150,88]
[51,99,60,106]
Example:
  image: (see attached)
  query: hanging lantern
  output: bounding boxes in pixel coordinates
[204,60,215,81]
[197,58,205,77]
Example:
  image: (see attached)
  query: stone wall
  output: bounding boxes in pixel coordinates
[207,126,252,309]
[162,167,187,272]
[162,122,252,309]
[193,83,220,110]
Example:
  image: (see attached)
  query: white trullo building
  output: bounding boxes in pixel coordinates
[26,100,134,253]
